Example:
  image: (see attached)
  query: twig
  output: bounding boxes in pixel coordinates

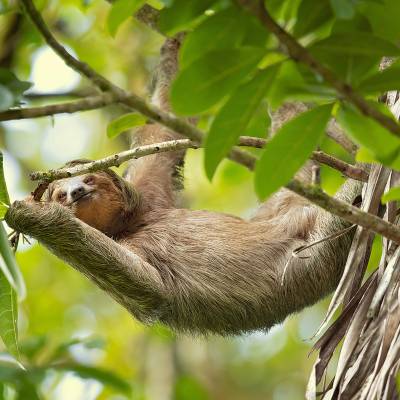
[20,0,400,245]
[23,88,98,100]
[30,139,199,181]
[29,137,368,183]
[311,151,368,182]
[237,0,400,139]
[239,136,368,182]
[0,93,124,121]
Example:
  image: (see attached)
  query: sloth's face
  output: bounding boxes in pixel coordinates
[47,172,126,235]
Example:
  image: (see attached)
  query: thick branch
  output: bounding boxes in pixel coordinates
[236,0,400,139]
[0,93,124,121]
[20,0,400,244]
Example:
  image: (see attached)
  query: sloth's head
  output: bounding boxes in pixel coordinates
[46,160,139,236]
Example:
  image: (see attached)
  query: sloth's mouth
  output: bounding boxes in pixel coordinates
[71,190,95,204]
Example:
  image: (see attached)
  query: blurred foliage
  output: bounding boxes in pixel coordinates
[0,0,398,398]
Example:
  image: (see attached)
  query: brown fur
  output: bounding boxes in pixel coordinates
[5,38,362,335]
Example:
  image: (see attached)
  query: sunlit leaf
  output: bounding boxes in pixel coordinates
[0,153,9,220]
[255,104,333,199]
[336,104,400,164]
[0,272,19,359]
[107,0,144,37]
[310,33,400,57]
[53,364,131,394]
[158,0,215,35]
[293,0,332,37]
[205,65,280,179]
[180,7,246,68]
[382,187,400,204]
[107,113,146,138]
[171,48,265,115]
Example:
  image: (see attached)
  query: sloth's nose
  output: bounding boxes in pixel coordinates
[70,186,86,201]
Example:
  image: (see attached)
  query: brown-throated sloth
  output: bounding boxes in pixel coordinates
[5,38,362,335]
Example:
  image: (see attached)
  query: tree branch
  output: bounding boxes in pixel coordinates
[236,0,400,139]
[19,0,400,245]
[29,137,368,182]
[0,93,124,121]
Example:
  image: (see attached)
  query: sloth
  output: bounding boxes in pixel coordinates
[6,38,361,335]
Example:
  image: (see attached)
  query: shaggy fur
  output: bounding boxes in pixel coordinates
[5,38,362,335]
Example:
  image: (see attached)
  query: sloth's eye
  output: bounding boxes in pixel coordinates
[57,191,66,201]
[84,175,95,185]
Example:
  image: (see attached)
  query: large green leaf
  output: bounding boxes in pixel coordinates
[255,104,333,199]
[171,48,265,115]
[107,0,144,37]
[310,32,400,57]
[0,272,19,359]
[357,62,400,93]
[293,0,332,38]
[158,0,215,35]
[336,104,400,164]
[107,113,146,139]
[204,65,280,179]
[179,7,246,68]
[330,0,355,19]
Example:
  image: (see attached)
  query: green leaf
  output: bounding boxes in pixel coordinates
[336,104,400,164]
[358,62,400,93]
[107,0,144,37]
[246,101,271,138]
[0,223,26,299]
[180,7,246,68]
[175,375,209,400]
[0,69,32,101]
[310,32,400,57]
[107,113,146,138]
[330,0,355,19]
[0,153,10,220]
[171,48,265,115]
[255,104,333,199]
[205,65,280,179]
[0,85,13,112]
[0,272,19,359]
[382,187,400,204]
[53,364,131,394]
[293,0,332,38]
[158,0,215,35]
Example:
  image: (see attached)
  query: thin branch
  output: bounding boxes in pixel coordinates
[20,0,400,245]
[30,137,368,183]
[0,93,124,121]
[134,4,160,32]
[311,151,368,182]
[239,136,368,182]
[23,88,98,100]
[236,0,400,139]
[30,139,198,181]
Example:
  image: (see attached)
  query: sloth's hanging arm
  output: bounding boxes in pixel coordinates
[5,200,166,319]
